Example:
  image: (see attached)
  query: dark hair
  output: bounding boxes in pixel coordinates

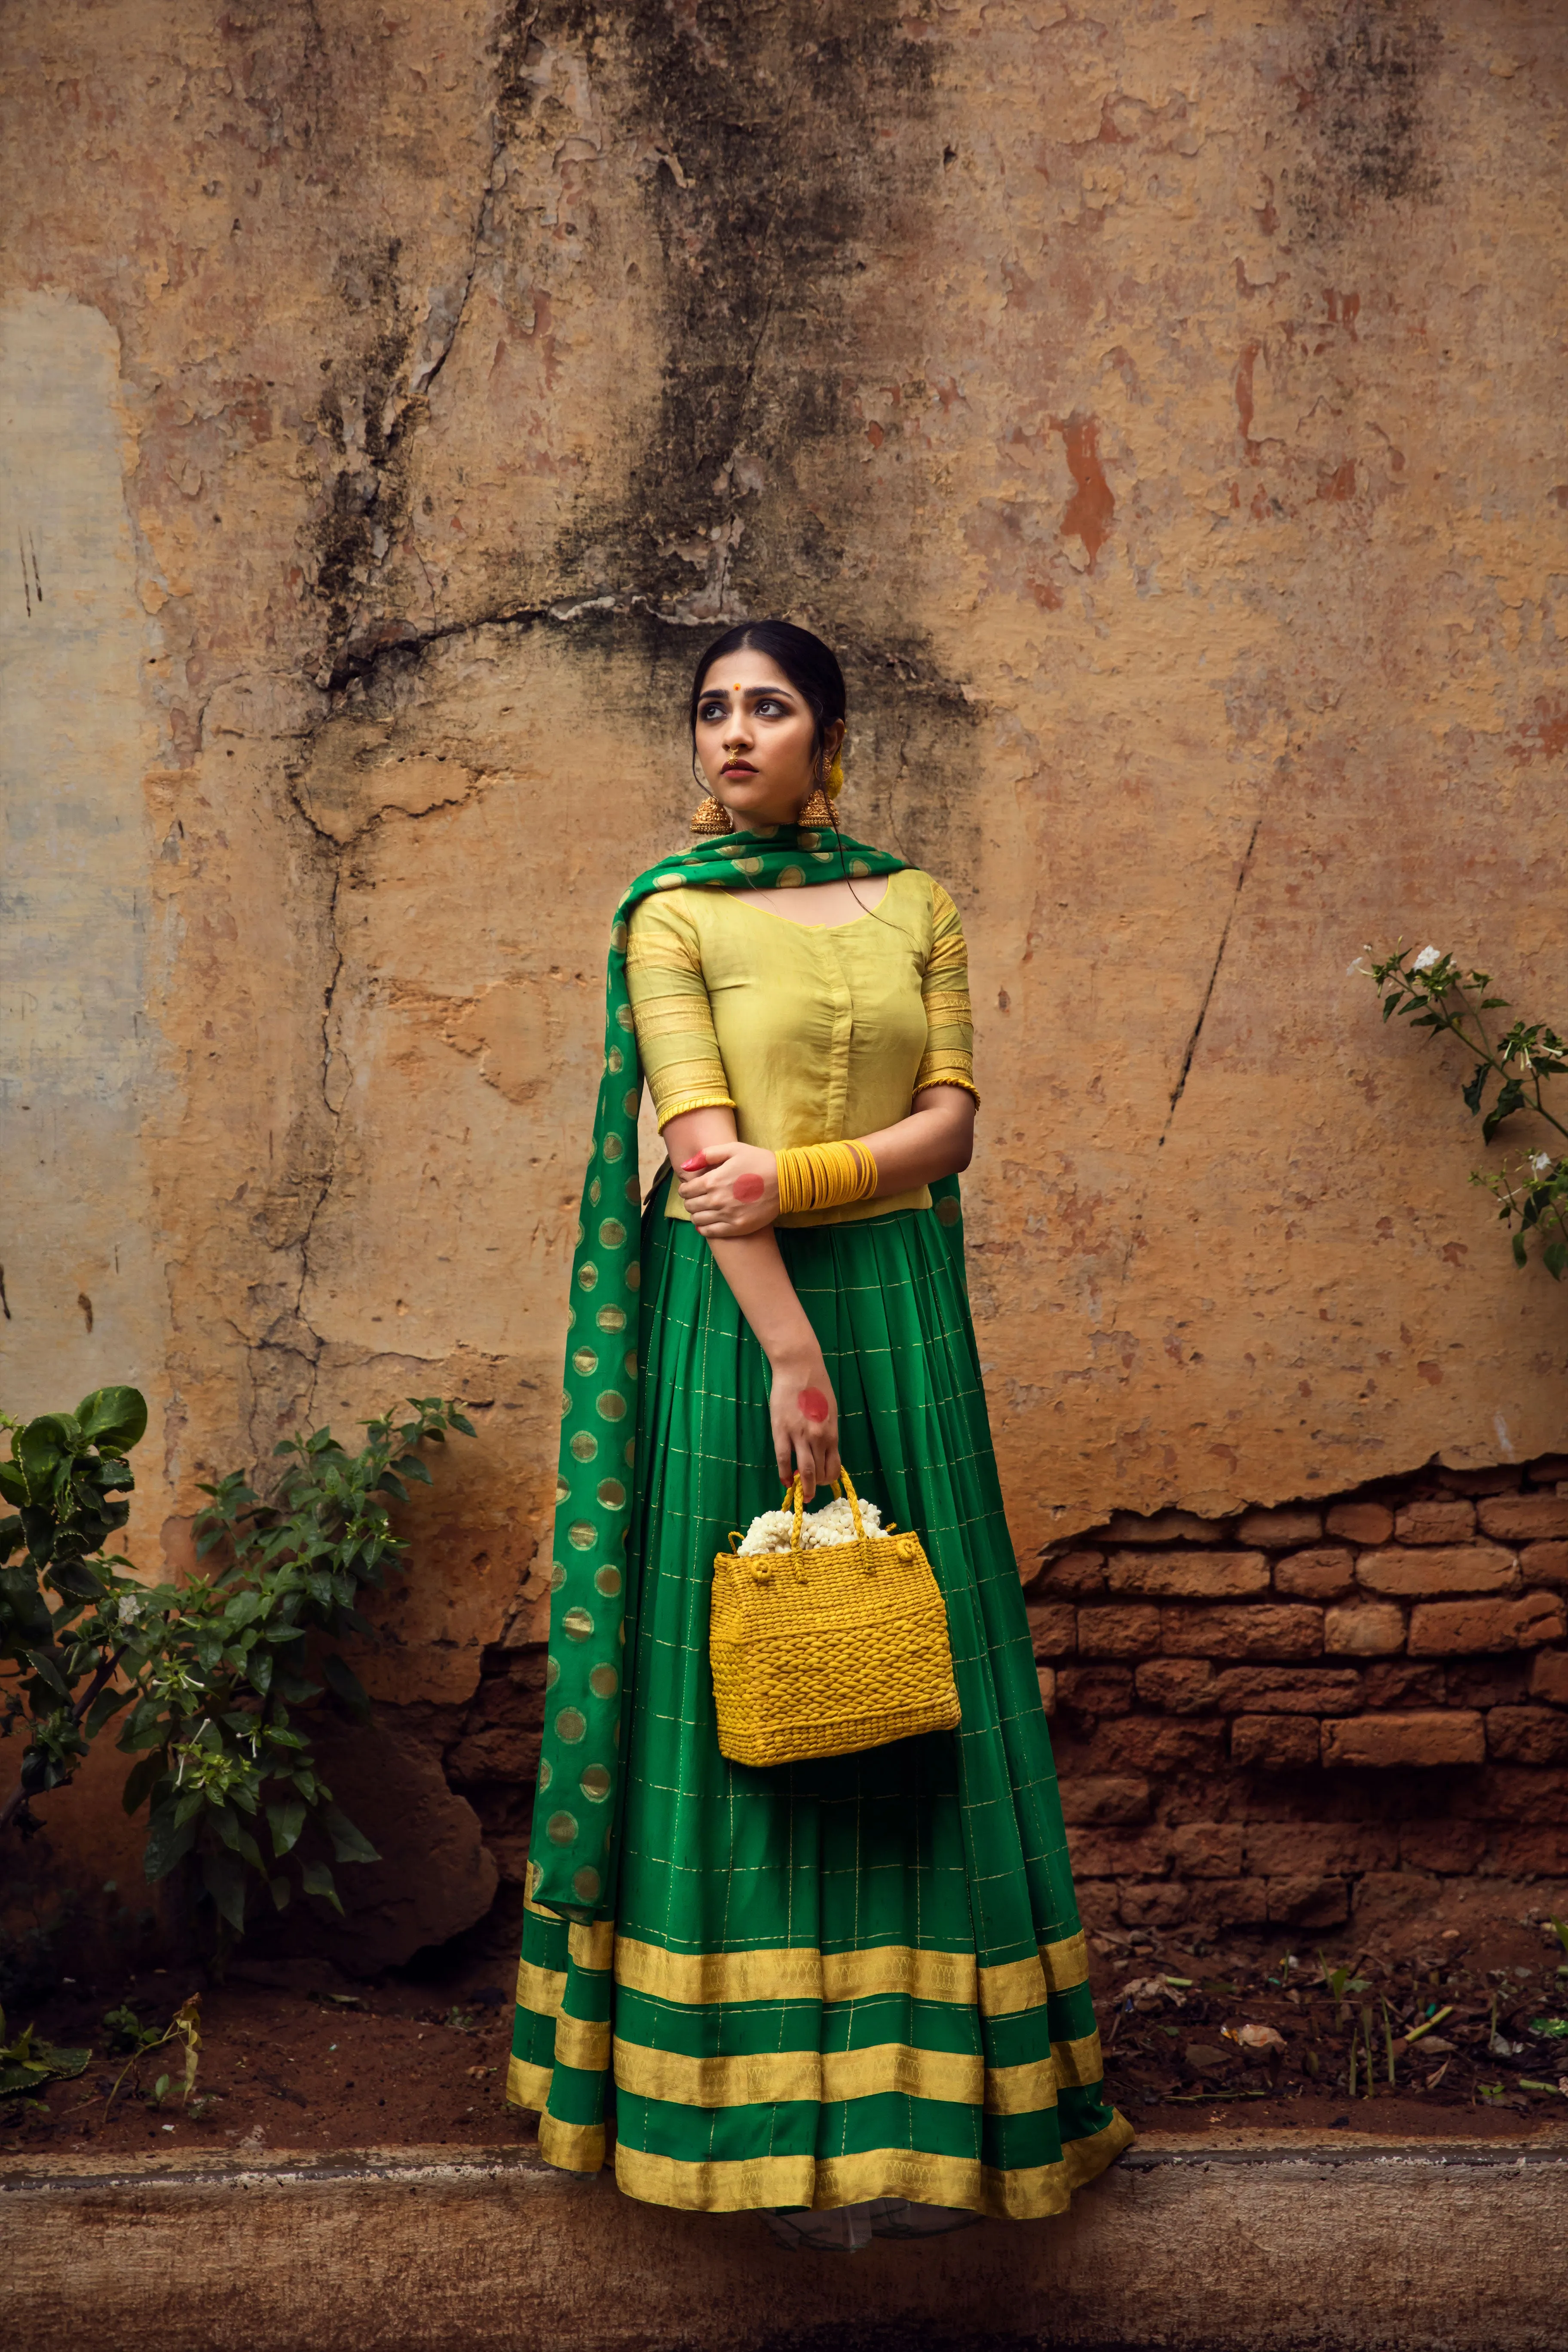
[688,620,845,775]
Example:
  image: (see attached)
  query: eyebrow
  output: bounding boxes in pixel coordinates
[698,682,798,701]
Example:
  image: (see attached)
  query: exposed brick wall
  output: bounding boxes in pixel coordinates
[446,1454,1568,1942]
[1035,1455,1568,1937]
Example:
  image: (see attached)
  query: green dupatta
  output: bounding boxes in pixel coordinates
[526,822,911,1921]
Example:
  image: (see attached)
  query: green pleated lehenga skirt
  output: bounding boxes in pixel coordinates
[508,1186,1133,2217]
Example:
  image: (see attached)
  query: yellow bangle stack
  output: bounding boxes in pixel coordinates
[774,1140,879,1217]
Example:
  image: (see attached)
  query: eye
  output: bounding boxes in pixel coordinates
[753,696,788,717]
[697,699,726,723]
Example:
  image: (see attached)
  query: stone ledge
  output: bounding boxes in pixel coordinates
[6,2133,1567,2352]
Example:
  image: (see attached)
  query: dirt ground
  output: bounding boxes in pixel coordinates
[6,1913,1568,2159]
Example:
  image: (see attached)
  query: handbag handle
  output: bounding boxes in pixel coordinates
[784,1467,870,1556]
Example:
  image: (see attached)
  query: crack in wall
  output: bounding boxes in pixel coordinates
[1158,815,1262,1153]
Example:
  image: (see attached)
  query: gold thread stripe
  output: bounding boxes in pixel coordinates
[505,2053,554,2112]
[538,2110,605,2174]
[629,1001,709,1039]
[986,2056,1060,2115]
[1041,1928,1091,1998]
[655,1090,736,1129]
[567,1917,616,1973]
[515,1957,566,2018]
[613,1935,980,2008]
[612,2038,985,2110]
[977,1952,1047,2017]
[1052,2028,1105,2089]
[555,2010,612,2073]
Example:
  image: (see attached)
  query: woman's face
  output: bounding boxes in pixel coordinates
[694,650,844,828]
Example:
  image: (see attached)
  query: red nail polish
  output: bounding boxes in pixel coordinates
[680,1155,706,1173]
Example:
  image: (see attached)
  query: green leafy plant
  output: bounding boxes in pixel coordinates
[0,2006,90,2100]
[3,1388,475,1950]
[104,1993,201,2117]
[1357,944,1568,1274]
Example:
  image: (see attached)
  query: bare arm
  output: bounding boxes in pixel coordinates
[673,1087,976,1239]
[660,1105,841,1495]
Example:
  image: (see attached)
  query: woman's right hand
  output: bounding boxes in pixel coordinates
[769,1348,840,1499]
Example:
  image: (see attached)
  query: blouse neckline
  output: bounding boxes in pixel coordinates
[730,873,896,935]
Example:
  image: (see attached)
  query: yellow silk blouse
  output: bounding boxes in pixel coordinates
[625,868,979,1227]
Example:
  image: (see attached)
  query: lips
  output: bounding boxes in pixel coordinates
[722,762,756,776]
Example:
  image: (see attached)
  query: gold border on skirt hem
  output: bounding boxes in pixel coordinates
[610,1927,1089,2013]
[505,2053,555,2112]
[538,2109,606,2174]
[612,2105,1134,2218]
[608,2036,1100,2113]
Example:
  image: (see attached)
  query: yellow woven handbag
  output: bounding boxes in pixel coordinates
[709,1469,962,1768]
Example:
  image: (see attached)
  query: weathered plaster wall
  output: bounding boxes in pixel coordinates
[5,1,1568,1948]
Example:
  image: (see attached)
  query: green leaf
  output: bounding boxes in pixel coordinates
[321,1805,379,1866]
[395,1453,433,1486]
[267,1799,307,1858]
[74,1387,149,1453]
[200,1848,248,1933]
[144,1801,200,1881]
[23,1647,70,1699]
[1513,1231,1529,1269]
[1545,1241,1567,1282]
[1483,1077,1527,1143]
[1461,1063,1489,1116]
[0,1462,28,1508]
[321,1653,370,1717]
[47,1556,106,1602]
[449,1411,477,1439]
[82,1684,131,1739]
[121,1751,166,1816]
[300,1859,344,1914]
[375,1470,409,1504]
[270,1875,292,1911]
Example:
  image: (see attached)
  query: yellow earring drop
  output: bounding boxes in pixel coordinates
[797,741,842,833]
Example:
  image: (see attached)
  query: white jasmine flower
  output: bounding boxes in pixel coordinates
[116,1593,142,1627]
[800,1496,885,1546]
[737,1510,796,1556]
[1531,1153,1556,1178]
[1412,945,1442,972]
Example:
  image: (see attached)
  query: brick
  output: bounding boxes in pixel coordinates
[1530,1649,1568,1707]
[1526,1454,1568,1484]
[1445,1657,1529,1708]
[1134,1658,1215,1712]
[1237,1506,1323,1548]
[1171,1822,1246,1877]
[1435,1465,1522,1496]
[1065,1825,1173,1878]
[1325,1601,1406,1655]
[1107,1547,1270,1601]
[1057,1775,1151,1825]
[1118,1881,1190,1928]
[1360,1660,1446,1709]
[1409,1592,1567,1655]
[1104,1509,1228,1544]
[1206,1666,1361,1716]
[1486,1706,1568,1765]
[1077,1604,1161,1658]
[1274,1546,1357,1601]
[1231,1715,1321,1770]
[1054,1664,1135,1718]
[1266,1875,1349,1927]
[1398,1820,1488,1873]
[1243,1823,1398,1875]
[1394,1498,1477,1544]
[1522,1542,1568,1587]
[1160,1604,1323,1659]
[1075,1882,1124,1933]
[1326,1501,1395,1545]
[1036,1666,1057,1717]
[1030,1548,1106,1598]
[1092,1715,1228,1773]
[1322,1711,1485,1767]
[1027,1601,1078,1659]
[1205,1877,1270,1926]
[1479,1494,1568,1543]
[1452,1767,1568,1822]
[1355,1543,1519,1600]
[1486,1823,1568,1874]
[446,1726,541,1782]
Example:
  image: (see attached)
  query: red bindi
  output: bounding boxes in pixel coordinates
[732,1172,765,1201]
[798,1387,830,1423]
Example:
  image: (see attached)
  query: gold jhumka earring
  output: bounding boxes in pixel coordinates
[690,790,734,836]
[797,747,844,832]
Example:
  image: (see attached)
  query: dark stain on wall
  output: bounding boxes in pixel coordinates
[1283,3,1442,240]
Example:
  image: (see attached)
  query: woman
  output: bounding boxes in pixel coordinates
[508,620,1131,2243]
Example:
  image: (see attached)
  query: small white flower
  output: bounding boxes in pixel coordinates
[116,1593,142,1627]
[737,1510,796,1556]
[1412,945,1442,972]
[1531,1153,1556,1178]
[800,1496,885,1547]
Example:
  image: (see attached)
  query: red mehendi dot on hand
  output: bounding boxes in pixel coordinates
[732,1173,765,1200]
[798,1387,830,1423]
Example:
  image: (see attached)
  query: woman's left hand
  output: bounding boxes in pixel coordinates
[677,1140,779,1236]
